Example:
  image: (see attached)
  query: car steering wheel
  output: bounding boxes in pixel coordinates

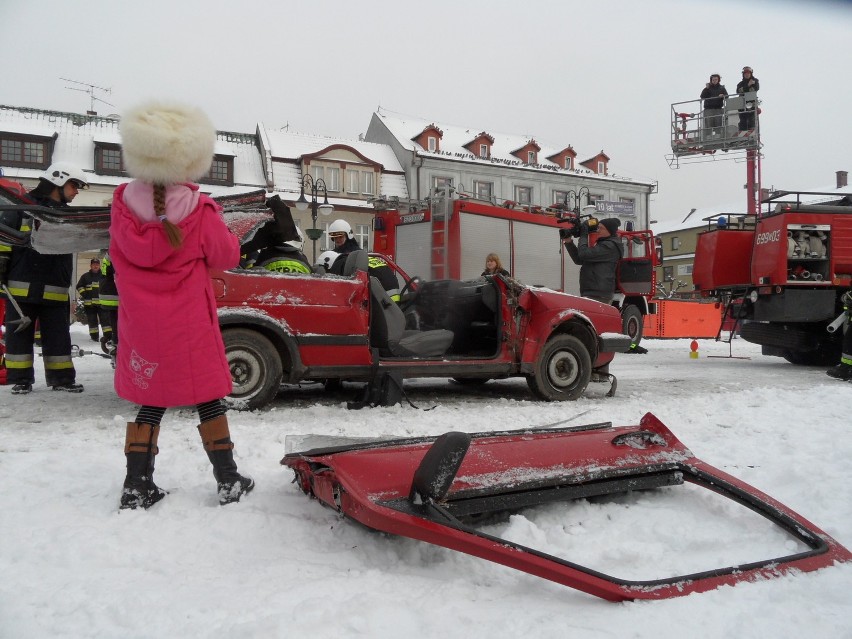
[398,276,422,311]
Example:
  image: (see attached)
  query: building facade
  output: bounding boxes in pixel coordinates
[364,110,656,230]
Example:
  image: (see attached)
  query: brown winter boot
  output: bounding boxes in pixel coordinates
[120,423,167,510]
[198,415,254,505]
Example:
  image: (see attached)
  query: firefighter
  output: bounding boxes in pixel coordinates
[328,219,400,301]
[0,161,88,395]
[826,290,852,381]
[98,253,118,356]
[75,257,105,342]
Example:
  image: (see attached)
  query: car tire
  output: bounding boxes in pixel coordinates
[621,304,644,347]
[222,328,283,410]
[526,334,591,401]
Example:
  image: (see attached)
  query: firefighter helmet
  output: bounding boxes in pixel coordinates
[317,250,339,270]
[328,219,353,239]
[43,161,89,189]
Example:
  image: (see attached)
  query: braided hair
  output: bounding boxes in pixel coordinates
[153,184,183,248]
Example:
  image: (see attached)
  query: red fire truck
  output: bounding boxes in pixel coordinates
[693,190,852,364]
[373,195,660,347]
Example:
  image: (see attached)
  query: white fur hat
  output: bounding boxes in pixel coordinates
[120,100,216,185]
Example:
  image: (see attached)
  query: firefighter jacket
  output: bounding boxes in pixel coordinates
[75,269,104,307]
[98,254,119,311]
[0,194,73,306]
[253,246,312,274]
[565,228,624,300]
[333,239,400,301]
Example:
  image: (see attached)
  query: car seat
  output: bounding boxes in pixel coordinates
[369,278,454,357]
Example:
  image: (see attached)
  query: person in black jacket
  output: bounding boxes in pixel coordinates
[0,162,88,394]
[563,217,624,304]
[736,66,760,131]
[699,74,728,139]
[75,258,105,342]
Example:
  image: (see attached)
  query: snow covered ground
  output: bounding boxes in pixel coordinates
[1,325,850,638]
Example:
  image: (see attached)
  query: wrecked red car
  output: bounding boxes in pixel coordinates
[214,212,632,409]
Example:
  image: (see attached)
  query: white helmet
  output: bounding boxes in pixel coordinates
[43,161,89,189]
[284,227,304,252]
[328,219,353,239]
[317,250,339,270]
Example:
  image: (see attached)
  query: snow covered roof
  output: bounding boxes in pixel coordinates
[260,125,409,204]
[0,105,269,197]
[372,111,653,186]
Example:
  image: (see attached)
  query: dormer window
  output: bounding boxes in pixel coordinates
[479,144,489,159]
[564,157,572,170]
[427,136,437,152]
[598,161,606,174]
[94,142,126,176]
[528,151,536,164]
[0,131,54,170]
[200,154,234,186]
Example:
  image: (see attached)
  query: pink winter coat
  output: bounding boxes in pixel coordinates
[109,181,240,407]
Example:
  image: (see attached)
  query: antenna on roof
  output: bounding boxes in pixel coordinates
[61,77,115,114]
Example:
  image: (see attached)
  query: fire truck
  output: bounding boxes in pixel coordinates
[693,191,852,364]
[372,194,660,347]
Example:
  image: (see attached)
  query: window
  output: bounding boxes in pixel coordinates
[474,181,493,201]
[200,155,234,186]
[564,157,572,170]
[528,151,536,164]
[597,161,606,174]
[589,193,604,204]
[479,144,489,159]
[677,264,693,276]
[553,190,569,205]
[347,169,359,193]
[356,224,370,251]
[433,176,453,195]
[361,171,374,195]
[514,186,532,205]
[663,266,674,281]
[427,136,437,152]
[94,143,125,176]
[671,237,681,250]
[321,221,334,251]
[0,132,52,169]
[312,165,340,192]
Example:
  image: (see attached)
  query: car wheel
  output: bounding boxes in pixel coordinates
[222,328,283,410]
[621,304,643,346]
[526,334,591,401]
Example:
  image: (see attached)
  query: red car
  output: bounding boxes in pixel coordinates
[215,213,632,410]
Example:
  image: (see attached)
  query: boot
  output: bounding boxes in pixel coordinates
[198,415,254,505]
[826,362,852,381]
[120,422,167,510]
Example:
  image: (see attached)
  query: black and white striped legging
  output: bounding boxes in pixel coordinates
[134,398,227,426]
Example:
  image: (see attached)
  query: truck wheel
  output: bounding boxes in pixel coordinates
[222,328,283,410]
[526,334,591,401]
[621,305,644,346]
[782,348,838,366]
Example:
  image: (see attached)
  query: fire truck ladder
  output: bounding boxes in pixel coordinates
[429,190,452,280]
[666,95,763,215]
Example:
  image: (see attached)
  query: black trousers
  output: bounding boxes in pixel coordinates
[4,300,76,386]
[84,306,107,341]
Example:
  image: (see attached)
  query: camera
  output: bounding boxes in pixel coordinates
[557,212,598,239]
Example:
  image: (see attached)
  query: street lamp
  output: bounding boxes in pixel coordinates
[565,186,591,215]
[294,174,334,262]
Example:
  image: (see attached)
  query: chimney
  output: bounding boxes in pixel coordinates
[837,170,848,189]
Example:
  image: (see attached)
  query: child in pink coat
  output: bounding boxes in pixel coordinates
[111,100,253,509]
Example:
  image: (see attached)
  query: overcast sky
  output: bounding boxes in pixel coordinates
[2,0,849,222]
